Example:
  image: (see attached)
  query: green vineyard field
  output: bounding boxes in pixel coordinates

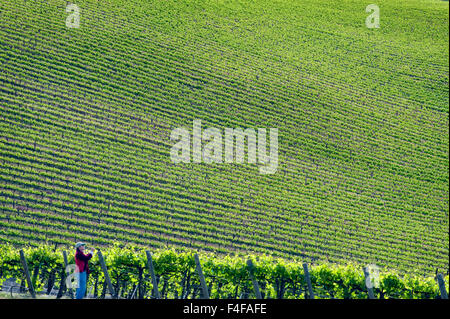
[0,0,448,279]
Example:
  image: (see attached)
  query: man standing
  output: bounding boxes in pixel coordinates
[74,242,95,299]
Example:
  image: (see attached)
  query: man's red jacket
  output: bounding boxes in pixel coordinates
[75,249,92,273]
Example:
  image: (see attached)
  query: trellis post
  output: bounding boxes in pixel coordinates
[194,254,209,299]
[363,267,375,299]
[19,249,36,298]
[62,251,74,298]
[302,263,315,299]
[145,251,160,299]
[247,259,262,299]
[436,273,448,299]
[97,250,116,299]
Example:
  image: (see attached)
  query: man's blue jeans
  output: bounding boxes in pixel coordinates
[76,271,87,299]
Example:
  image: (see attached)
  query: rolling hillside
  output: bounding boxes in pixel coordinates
[0,0,448,275]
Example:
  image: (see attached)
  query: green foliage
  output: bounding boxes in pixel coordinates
[0,244,444,299]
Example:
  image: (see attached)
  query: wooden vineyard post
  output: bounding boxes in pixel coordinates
[97,250,116,299]
[436,274,448,299]
[302,263,315,299]
[194,254,209,299]
[56,266,66,299]
[62,251,74,299]
[145,251,160,299]
[363,267,375,299]
[19,249,36,298]
[247,259,262,299]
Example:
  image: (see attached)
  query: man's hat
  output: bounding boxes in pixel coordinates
[75,242,86,249]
